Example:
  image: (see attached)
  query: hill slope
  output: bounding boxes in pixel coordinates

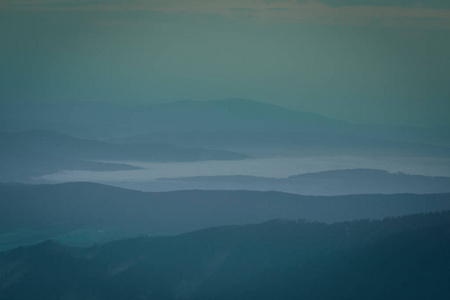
[1,182,450,250]
[1,212,449,300]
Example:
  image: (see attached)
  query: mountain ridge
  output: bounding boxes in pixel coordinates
[0,130,248,181]
[112,168,450,195]
[1,181,450,250]
[2,99,449,151]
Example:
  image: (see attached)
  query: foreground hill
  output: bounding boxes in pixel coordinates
[128,169,450,195]
[1,212,449,300]
[1,182,450,250]
[0,130,247,181]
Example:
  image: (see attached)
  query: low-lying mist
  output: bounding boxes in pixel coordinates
[37,155,450,186]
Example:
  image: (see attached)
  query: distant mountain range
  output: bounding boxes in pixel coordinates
[2,99,449,156]
[1,211,449,299]
[132,169,450,195]
[0,99,344,138]
[118,129,450,157]
[0,130,247,181]
[1,182,450,250]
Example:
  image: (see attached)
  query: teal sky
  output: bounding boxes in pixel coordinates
[1,0,449,126]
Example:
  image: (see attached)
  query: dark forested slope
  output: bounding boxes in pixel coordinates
[1,212,449,300]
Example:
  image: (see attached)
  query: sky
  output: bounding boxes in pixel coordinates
[0,0,449,126]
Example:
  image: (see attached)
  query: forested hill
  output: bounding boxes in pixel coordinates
[1,212,449,300]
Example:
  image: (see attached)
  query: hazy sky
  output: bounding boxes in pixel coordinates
[1,0,449,126]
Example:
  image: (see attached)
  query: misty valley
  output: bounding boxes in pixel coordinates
[1,99,450,299]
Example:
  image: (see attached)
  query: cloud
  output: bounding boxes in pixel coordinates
[4,0,450,29]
